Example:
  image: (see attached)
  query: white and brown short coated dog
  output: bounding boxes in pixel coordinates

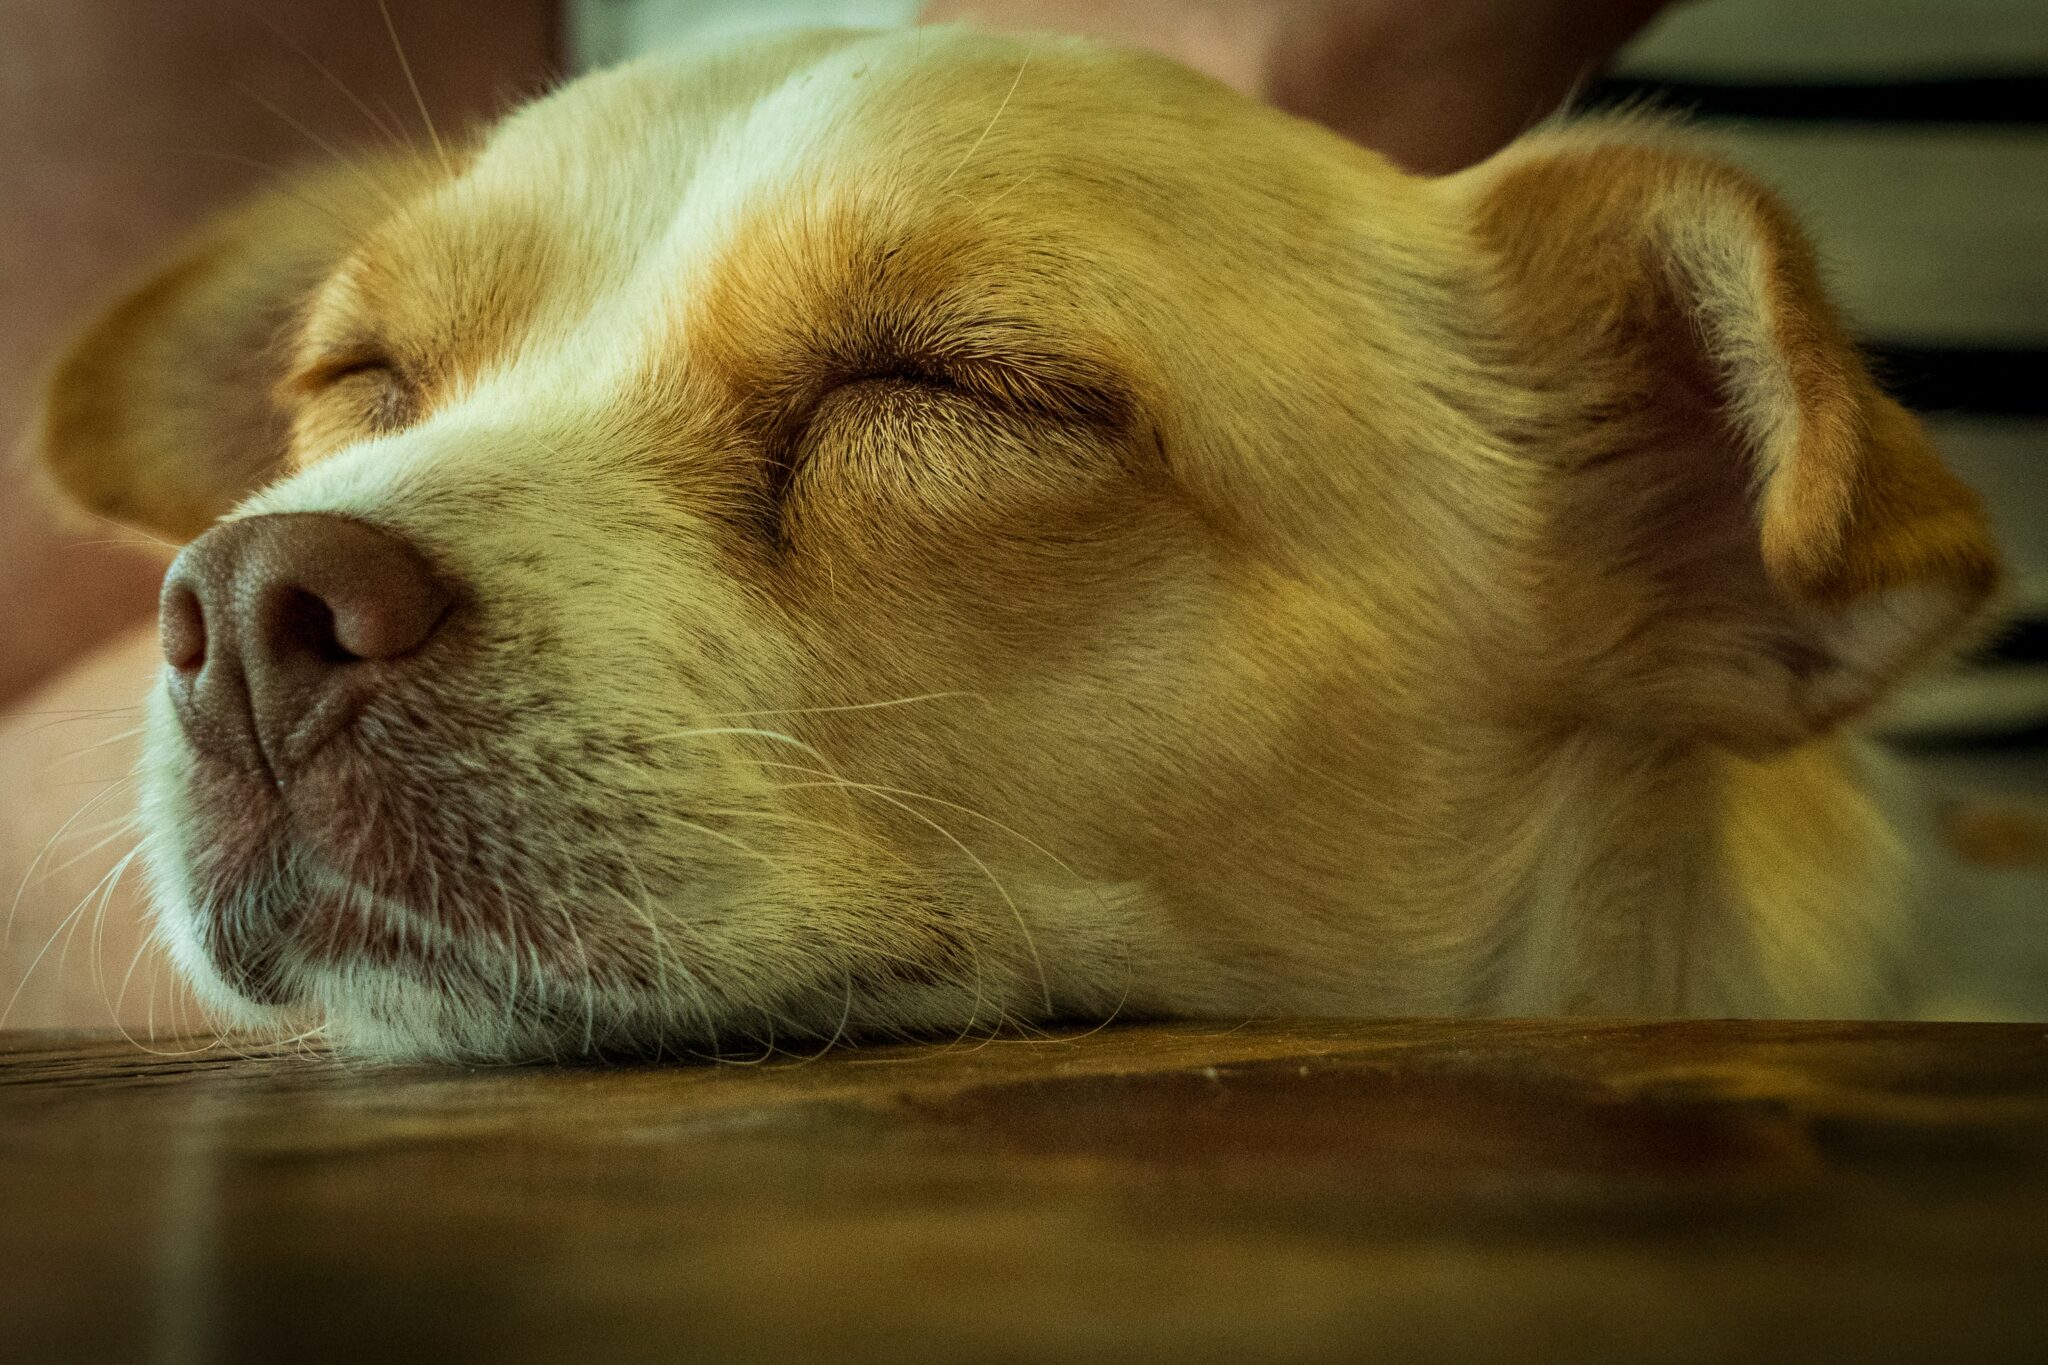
[38,27,2004,1062]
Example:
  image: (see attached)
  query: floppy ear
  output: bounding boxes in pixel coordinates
[37,156,436,543]
[1458,126,2002,754]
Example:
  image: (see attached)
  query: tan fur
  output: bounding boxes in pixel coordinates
[36,29,2006,1060]
[40,154,446,539]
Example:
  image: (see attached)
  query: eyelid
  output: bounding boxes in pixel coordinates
[288,350,398,395]
[822,351,1126,428]
[938,357,1128,428]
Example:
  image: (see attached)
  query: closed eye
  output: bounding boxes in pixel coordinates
[737,328,1136,540]
[324,357,396,384]
[284,349,417,436]
[819,349,1126,429]
[831,366,963,401]
[292,351,398,391]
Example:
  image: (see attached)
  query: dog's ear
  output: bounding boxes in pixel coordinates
[37,156,436,543]
[1457,127,2001,754]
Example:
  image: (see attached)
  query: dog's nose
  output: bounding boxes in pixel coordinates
[160,513,453,772]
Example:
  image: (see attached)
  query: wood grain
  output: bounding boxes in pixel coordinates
[4,1019,2047,1363]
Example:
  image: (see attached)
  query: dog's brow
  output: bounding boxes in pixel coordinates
[681,203,1140,453]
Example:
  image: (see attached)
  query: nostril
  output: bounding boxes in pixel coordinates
[160,580,207,672]
[327,580,450,662]
[273,588,361,666]
[245,525,453,670]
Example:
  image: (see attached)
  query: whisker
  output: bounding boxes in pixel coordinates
[692,806,915,869]
[10,708,143,730]
[1041,934,1138,1046]
[86,844,146,1014]
[785,968,858,1066]
[693,691,982,723]
[547,890,598,1055]
[231,82,405,214]
[248,8,410,147]
[5,779,134,950]
[1,845,141,1029]
[377,0,451,173]
[41,727,149,774]
[672,817,793,872]
[756,758,1093,890]
[108,928,212,1057]
[644,724,827,758]
[977,168,1040,215]
[76,505,178,553]
[609,890,675,1061]
[65,538,179,554]
[938,46,1033,191]
[763,769,1053,1016]
[46,814,142,879]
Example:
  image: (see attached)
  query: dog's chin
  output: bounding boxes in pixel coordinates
[154,881,609,1063]
[158,912,915,1065]
[139,734,667,1059]
[154,858,1023,1064]
[152,892,637,1064]
[143,810,583,1061]
[144,832,888,1065]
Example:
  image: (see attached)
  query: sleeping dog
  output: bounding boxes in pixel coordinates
[37,27,2001,1060]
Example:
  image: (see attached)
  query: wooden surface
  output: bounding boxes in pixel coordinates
[4,1020,2048,1363]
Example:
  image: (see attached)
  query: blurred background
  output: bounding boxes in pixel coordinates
[1,0,2042,1026]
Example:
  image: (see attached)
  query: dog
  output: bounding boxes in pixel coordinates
[35,27,2003,1061]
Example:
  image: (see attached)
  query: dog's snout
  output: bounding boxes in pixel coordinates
[161,513,454,772]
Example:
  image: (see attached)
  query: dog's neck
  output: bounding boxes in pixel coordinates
[1471,729,1909,1017]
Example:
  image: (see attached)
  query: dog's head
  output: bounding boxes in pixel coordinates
[41,29,1998,1058]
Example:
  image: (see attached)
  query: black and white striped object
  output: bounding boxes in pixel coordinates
[1588,0,2048,745]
